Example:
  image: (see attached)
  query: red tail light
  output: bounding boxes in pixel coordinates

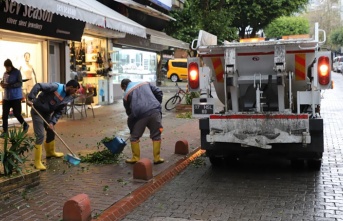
[188,62,199,89]
[318,56,330,85]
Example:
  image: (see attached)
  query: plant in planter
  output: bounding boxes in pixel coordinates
[0,127,35,176]
[185,92,200,105]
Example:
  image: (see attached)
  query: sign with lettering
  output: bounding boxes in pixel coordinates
[0,0,85,41]
[192,98,216,118]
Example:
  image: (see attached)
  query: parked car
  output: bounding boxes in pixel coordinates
[166,58,188,82]
[333,56,343,72]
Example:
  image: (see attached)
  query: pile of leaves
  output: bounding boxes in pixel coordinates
[101,136,116,143]
[191,154,207,168]
[79,149,122,164]
[176,111,193,119]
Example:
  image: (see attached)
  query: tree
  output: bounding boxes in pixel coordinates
[227,0,309,38]
[165,0,237,44]
[303,0,342,49]
[166,0,309,41]
[264,16,309,38]
[330,28,343,47]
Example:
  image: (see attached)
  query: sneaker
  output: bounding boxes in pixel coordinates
[0,132,7,138]
[23,123,29,133]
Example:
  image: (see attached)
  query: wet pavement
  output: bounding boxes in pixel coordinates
[122,72,343,221]
[0,83,205,221]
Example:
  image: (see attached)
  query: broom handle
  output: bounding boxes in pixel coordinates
[31,106,77,157]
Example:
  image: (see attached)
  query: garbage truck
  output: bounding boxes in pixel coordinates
[188,23,332,170]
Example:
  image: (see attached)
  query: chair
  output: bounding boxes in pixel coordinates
[72,95,87,119]
[72,92,95,119]
[84,92,95,118]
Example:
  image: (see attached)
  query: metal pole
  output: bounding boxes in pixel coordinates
[106,38,110,105]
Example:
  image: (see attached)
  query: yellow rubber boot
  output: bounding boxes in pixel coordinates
[44,140,64,158]
[126,141,140,164]
[34,145,46,171]
[153,140,164,164]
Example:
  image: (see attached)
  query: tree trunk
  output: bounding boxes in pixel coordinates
[156,52,163,86]
[239,27,246,39]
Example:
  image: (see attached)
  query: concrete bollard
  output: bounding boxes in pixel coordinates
[174,140,189,155]
[63,193,91,221]
[133,158,153,181]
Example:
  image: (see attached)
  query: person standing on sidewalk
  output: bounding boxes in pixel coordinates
[26,80,79,170]
[121,78,164,164]
[0,59,29,138]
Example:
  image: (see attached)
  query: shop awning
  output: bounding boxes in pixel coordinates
[113,0,175,21]
[146,29,189,50]
[12,0,146,38]
[84,24,126,39]
[149,0,172,11]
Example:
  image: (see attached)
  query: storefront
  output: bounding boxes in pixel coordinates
[69,35,109,105]
[71,42,158,105]
[110,48,157,83]
[0,0,85,117]
[1,0,148,108]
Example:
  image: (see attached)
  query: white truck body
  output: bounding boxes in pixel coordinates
[189,23,332,169]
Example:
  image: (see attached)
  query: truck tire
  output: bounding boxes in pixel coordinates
[291,159,305,169]
[307,159,322,171]
[224,155,238,166]
[209,156,222,167]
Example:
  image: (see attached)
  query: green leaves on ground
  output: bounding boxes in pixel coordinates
[176,112,193,119]
[79,149,122,164]
[191,155,207,168]
[101,136,116,143]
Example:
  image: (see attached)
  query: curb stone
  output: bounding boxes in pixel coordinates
[93,147,205,221]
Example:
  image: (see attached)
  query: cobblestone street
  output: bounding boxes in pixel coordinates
[123,72,343,221]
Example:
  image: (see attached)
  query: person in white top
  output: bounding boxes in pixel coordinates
[20,52,37,97]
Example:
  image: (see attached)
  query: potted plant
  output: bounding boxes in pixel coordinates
[176,91,200,112]
[0,127,35,176]
[185,91,200,105]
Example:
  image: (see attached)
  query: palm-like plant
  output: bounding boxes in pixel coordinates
[0,127,35,176]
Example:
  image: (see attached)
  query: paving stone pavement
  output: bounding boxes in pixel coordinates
[122,72,343,221]
[0,87,203,221]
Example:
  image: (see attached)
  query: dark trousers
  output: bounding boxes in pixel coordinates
[2,99,26,132]
[130,112,163,142]
[30,109,54,144]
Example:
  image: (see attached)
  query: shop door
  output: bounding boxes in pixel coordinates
[48,43,60,83]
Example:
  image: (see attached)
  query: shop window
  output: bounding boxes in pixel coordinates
[49,45,55,54]
[109,48,157,83]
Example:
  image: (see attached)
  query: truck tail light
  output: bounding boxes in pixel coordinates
[188,62,200,90]
[318,56,330,85]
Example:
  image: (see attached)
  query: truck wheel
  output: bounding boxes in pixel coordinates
[291,159,305,169]
[307,159,322,171]
[209,156,222,167]
[224,155,238,166]
[170,74,179,82]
